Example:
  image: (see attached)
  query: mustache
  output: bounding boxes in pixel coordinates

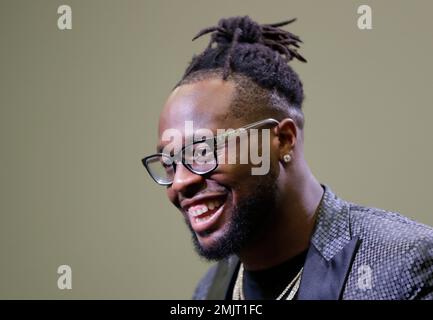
[178,187,229,203]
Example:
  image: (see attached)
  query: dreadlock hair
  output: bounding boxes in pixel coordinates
[174,15,307,130]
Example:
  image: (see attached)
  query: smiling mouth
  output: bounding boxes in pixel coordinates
[185,195,228,234]
[188,199,223,220]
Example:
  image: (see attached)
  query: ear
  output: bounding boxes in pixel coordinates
[274,118,298,162]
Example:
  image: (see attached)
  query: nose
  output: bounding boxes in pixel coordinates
[171,162,204,196]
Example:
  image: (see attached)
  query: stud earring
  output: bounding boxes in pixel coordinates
[283,154,291,163]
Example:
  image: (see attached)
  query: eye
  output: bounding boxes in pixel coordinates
[195,144,208,155]
[194,142,214,160]
[162,161,172,169]
[160,156,174,170]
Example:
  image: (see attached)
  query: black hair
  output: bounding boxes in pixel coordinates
[174,16,307,129]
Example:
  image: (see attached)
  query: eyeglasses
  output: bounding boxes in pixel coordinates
[141,118,280,186]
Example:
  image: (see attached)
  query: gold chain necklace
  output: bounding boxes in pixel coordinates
[232,264,303,300]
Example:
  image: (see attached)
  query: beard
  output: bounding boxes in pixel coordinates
[185,172,279,261]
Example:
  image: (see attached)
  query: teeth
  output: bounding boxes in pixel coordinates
[187,200,224,218]
[188,205,208,217]
[200,207,208,214]
[208,202,215,210]
[195,215,213,223]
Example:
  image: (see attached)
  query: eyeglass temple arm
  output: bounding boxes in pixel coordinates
[216,118,280,141]
[241,118,280,130]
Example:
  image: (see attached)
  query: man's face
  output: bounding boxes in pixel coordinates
[158,78,280,260]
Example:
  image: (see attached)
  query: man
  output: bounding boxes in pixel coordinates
[142,16,433,299]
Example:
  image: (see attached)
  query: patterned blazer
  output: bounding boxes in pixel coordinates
[192,185,433,300]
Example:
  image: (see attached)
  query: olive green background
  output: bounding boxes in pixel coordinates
[1,0,432,299]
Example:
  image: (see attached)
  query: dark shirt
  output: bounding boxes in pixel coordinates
[243,250,307,300]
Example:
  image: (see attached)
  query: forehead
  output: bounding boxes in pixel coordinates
[158,78,241,137]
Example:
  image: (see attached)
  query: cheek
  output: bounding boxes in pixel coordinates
[217,160,279,200]
[217,162,252,181]
[218,157,279,186]
[215,164,260,196]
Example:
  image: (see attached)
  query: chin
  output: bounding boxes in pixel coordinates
[196,227,228,249]
[191,224,237,261]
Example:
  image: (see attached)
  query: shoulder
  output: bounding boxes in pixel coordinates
[192,263,219,300]
[344,202,433,299]
[348,202,433,245]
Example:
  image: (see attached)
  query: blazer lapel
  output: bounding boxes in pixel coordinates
[298,185,360,300]
[297,236,359,299]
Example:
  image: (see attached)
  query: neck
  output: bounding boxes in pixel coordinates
[238,161,324,271]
